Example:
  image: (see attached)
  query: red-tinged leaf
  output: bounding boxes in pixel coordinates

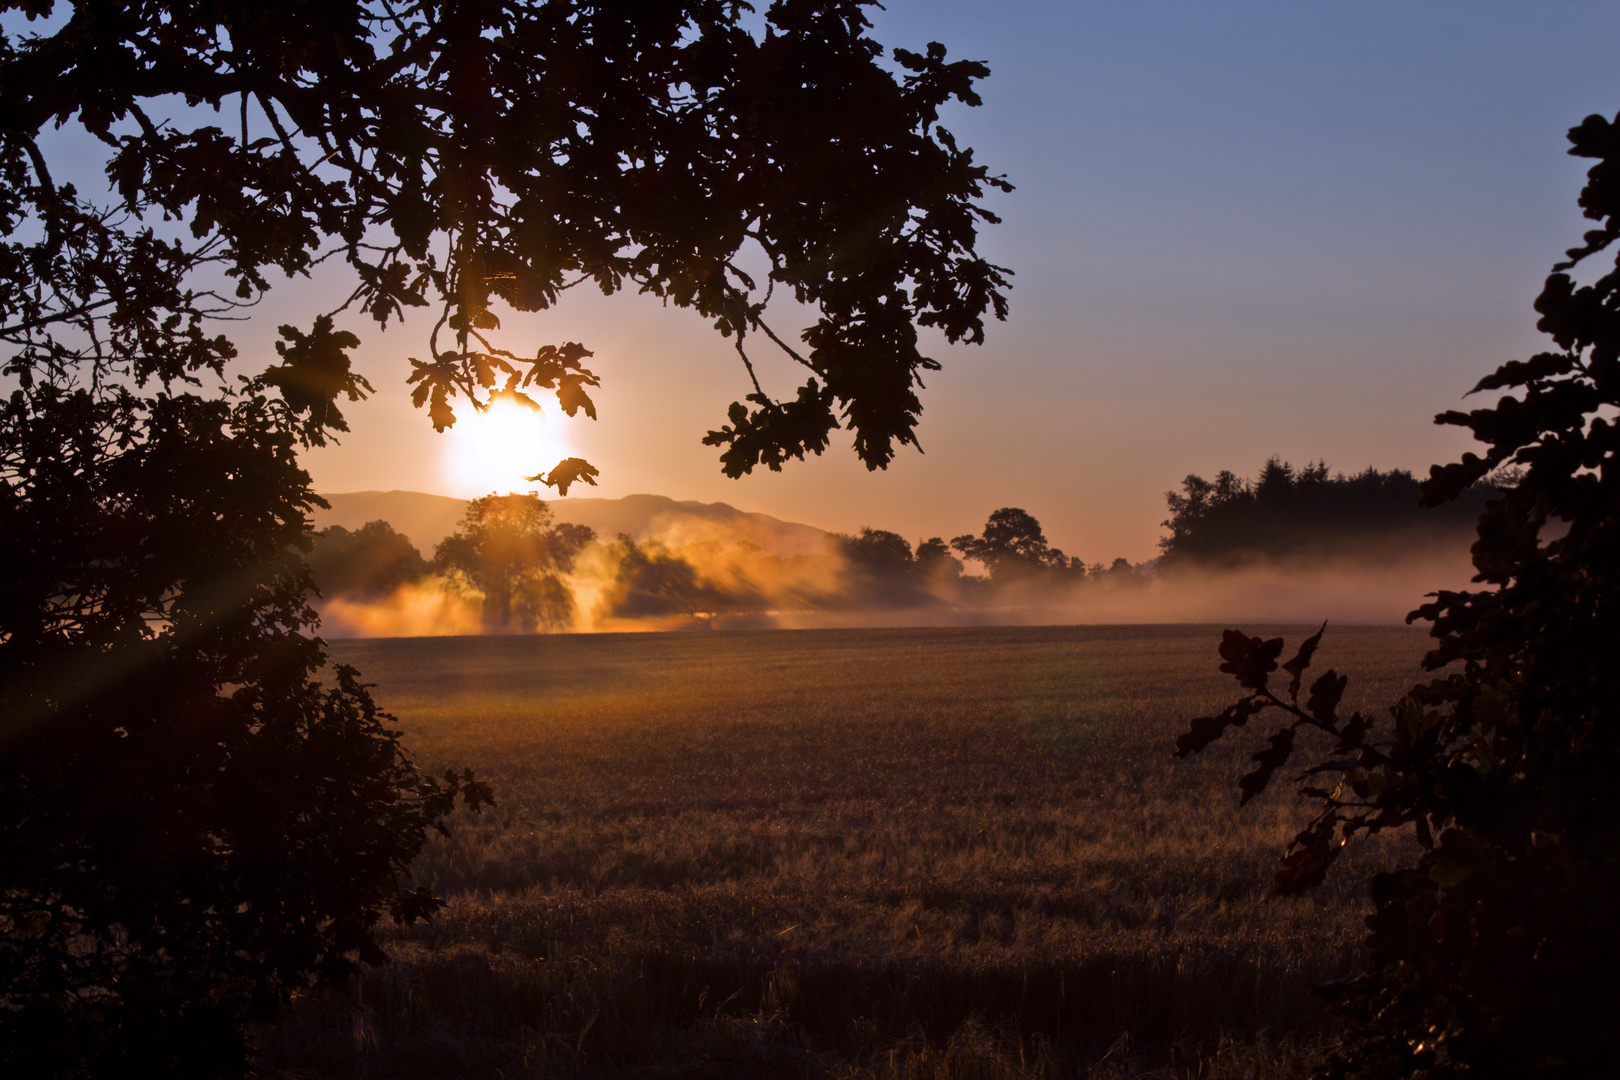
[1275,821,1341,895]
[558,341,593,369]
[525,342,597,390]
[1217,629,1257,666]
[524,360,560,388]
[1239,726,1296,806]
[1282,622,1326,701]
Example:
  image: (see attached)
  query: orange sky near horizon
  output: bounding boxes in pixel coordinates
[296,2,1620,564]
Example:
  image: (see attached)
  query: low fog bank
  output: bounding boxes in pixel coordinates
[312,461,1499,636]
[314,525,1479,637]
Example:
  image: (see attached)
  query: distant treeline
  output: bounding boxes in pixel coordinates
[1160,457,1507,565]
[312,494,595,631]
[307,498,1143,627]
[309,460,1495,628]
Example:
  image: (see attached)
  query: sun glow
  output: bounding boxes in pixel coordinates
[446,397,572,495]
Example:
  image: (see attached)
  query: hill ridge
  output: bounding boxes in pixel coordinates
[314,490,829,558]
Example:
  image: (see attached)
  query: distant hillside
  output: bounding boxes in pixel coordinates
[314,491,828,558]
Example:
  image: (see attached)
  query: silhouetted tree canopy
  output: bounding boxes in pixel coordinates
[1178,113,1620,1077]
[825,526,937,607]
[914,536,955,569]
[1,1,1003,1073]
[834,526,915,576]
[1160,458,1502,565]
[951,507,1081,583]
[434,493,593,631]
[0,0,1008,484]
[597,534,757,619]
[309,519,429,598]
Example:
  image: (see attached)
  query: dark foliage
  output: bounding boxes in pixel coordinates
[1160,459,1502,565]
[1,2,1003,1075]
[0,0,1008,481]
[951,507,1083,584]
[826,526,958,607]
[0,383,492,1078]
[433,493,594,631]
[914,535,959,573]
[835,526,918,578]
[1177,115,1620,1078]
[308,519,428,599]
[596,534,760,619]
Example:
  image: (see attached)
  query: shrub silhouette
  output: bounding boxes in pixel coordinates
[0,387,492,1078]
[1178,113,1620,1077]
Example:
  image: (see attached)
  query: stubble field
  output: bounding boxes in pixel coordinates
[258,624,1433,1079]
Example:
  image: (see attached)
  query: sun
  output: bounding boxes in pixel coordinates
[445,397,572,495]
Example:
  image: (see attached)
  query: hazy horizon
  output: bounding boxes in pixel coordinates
[310,487,1481,637]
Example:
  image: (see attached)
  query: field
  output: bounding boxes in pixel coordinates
[258,624,1433,1079]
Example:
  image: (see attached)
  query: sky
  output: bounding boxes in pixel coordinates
[297,0,1620,563]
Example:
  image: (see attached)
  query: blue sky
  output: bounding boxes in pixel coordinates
[304,1,1620,561]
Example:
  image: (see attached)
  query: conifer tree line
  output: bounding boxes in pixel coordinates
[1160,458,1507,565]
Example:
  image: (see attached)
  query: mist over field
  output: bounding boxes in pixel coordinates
[310,462,1491,638]
[314,519,1477,637]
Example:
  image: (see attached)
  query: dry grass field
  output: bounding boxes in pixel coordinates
[257,624,1433,1079]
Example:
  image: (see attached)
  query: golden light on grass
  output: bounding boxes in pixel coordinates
[267,626,1434,1078]
[445,395,571,495]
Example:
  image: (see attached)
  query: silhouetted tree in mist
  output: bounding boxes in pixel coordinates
[308,520,428,598]
[1161,457,1504,565]
[597,535,760,620]
[835,527,916,577]
[951,508,1083,584]
[434,494,594,631]
[827,527,946,607]
[915,535,965,585]
[1095,556,1141,581]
